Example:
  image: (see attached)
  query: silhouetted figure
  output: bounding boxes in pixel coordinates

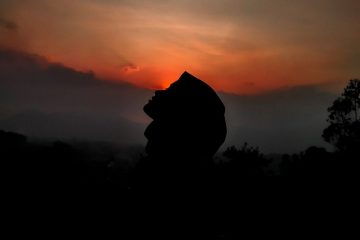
[133,71,226,187]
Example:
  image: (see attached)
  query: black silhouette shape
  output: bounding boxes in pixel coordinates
[135,71,226,186]
[144,71,226,157]
[322,79,360,152]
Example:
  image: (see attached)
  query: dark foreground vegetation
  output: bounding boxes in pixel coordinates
[1,129,359,187]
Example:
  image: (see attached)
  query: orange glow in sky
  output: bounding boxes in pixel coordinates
[1,0,359,94]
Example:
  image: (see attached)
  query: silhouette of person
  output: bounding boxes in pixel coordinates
[133,71,226,187]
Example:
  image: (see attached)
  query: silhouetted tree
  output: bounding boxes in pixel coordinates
[280,146,335,176]
[1,129,130,186]
[222,142,268,177]
[322,79,360,152]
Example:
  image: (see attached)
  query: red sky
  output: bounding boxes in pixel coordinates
[1,0,359,94]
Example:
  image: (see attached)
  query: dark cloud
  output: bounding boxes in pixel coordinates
[0,17,18,31]
[0,48,152,146]
[120,63,140,73]
[243,82,255,87]
[0,48,339,153]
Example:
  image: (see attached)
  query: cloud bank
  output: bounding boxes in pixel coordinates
[0,17,18,31]
[0,48,338,153]
[0,48,152,145]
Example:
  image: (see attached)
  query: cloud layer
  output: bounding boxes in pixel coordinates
[0,17,18,31]
[0,0,359,93]
[0,48,338,153]
[0,48,152,145]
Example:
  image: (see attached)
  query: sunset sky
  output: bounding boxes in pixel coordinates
[1,0,360,153]
[1,0,359,94]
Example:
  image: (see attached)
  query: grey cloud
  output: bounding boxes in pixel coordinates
[120,63,140,72]
[0,48,152,146]
[0,17,18,31]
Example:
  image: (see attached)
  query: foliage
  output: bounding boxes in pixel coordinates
[222,142,269,177]
[322,79,360,152]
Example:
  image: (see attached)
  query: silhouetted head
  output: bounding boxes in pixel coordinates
[144,72,226,160]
